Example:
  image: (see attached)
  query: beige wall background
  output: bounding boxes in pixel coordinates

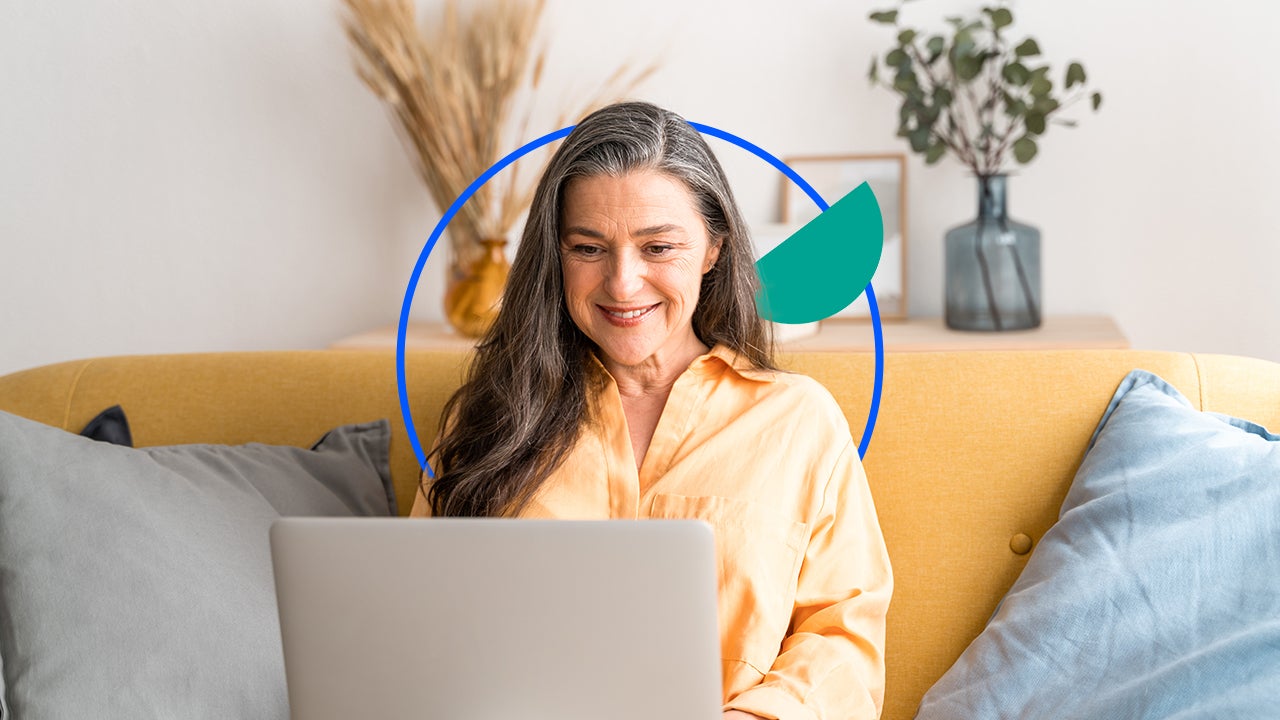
[2,0,1278,377]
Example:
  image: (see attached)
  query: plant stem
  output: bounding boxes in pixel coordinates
[981,54,1000,172]
[999,210,1041,325]
[902,42,975,168]
[977,178,1004,329]
[956,69,991,176]
[975,231,1003,330]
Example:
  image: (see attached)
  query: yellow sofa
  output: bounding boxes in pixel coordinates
[2,348,1278,719]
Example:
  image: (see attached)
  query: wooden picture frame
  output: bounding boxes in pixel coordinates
[778,153,908,320]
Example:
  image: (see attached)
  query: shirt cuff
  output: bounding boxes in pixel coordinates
[724,685,819,720]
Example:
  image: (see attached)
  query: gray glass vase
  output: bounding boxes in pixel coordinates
[945,174,1042,331]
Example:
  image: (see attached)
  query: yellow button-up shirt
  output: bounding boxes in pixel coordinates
[412,343,892,720]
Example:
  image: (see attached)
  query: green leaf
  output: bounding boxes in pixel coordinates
[909,126,931,152]
[926,35,946,58]
[945,15,964,27]
[898,29,917,44]
[869,9,899,24]
[1065,62,1086,89]
[953,31,977,60]
[886,48,909,68]
[1014,38,1041,57]
[1052,118,1079,128]
[934,85,954,107]
[1029,73,1052,97]
[955,54,984,81]
[868,57,879,83]
[1025,110,1046,135]
[925,141,947,164]
[1032,96,1060,114]
[1001,90,1027,118]
[893,70,919,93]
[1013,135,1038,163]
[988,7,1013,29]
[1002,62,1030,85]
[1091,91,1103,110]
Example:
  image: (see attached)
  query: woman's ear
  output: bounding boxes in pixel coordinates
[703,236,723,274]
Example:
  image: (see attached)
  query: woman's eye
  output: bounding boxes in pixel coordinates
[646,245,674,256]
[572,245,602,256]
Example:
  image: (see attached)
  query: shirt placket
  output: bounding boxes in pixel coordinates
[596,375,640,519]
[637,364,709,499]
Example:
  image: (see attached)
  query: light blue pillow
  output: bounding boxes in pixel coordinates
[916,370,1280,719]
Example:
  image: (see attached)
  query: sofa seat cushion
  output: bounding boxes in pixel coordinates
[0,412,394,720]
[915,369,1280,719]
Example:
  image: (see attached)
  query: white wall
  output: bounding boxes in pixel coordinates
[3,0,1278,377]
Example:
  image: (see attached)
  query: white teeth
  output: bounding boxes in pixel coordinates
[605,306,652,319]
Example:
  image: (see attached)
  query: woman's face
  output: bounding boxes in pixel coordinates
[559,171,721,370]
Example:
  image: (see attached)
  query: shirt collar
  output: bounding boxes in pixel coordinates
[585,342,777,384]
[693,343,778,383]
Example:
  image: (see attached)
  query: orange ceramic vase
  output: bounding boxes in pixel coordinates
[443,238,510,338]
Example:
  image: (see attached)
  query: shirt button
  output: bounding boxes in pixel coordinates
[1009,533,1034,555]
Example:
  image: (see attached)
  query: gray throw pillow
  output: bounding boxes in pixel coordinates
[0,411,395,720]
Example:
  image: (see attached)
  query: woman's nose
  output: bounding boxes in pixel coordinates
[604,248,646,299]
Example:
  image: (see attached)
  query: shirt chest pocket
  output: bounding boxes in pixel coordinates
[648,493,808,674]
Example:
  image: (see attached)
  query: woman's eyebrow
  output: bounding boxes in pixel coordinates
[562,223,684,239]
[562,225,606,239]
[634,223,682,237]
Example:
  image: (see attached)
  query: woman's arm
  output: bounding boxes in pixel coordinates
[723,440,893,720]
[409,470,432,517]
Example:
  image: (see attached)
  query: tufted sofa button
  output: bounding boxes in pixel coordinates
[1009,533,1034,555]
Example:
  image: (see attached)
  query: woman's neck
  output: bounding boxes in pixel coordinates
[601,335,711,400]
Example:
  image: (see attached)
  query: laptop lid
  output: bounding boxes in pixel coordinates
[270,517,723,720]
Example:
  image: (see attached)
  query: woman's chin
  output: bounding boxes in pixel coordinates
[593,339,657,369]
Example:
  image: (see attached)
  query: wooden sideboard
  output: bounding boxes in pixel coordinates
[329,316,1129,353]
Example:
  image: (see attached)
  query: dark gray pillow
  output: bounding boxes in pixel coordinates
[0,411,395,720]
[78,404,134,446]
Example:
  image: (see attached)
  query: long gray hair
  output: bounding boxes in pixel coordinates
[426,101,776,517]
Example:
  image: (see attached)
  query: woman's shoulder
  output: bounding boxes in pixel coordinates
[707,346,851,436]
[765,369,850,425]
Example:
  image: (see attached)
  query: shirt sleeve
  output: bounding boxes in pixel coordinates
[723,439,893,720]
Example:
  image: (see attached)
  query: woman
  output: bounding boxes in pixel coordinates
[412,101,892,720]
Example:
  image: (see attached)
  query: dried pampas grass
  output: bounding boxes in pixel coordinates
[342,0,656,274]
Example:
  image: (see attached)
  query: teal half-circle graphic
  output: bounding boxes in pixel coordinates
[754,182,884,325]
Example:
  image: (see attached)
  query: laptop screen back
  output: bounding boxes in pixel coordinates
[270,518,723,720]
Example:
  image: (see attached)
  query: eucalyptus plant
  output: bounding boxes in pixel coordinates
[868,2,1101,176]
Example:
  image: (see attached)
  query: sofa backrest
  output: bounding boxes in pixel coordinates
[2,348,1277,719]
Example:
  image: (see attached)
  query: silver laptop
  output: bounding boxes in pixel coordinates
[270,517,723,720]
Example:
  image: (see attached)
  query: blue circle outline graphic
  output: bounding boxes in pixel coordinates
[398,122,885,478]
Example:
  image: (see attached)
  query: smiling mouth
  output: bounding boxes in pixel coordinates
[599,304,659,320]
